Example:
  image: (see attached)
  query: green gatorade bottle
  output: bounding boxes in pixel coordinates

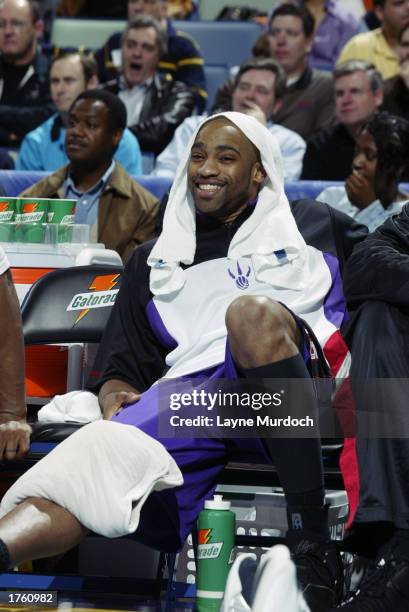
[196,494,235,611]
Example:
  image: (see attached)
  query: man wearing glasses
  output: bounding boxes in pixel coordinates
[0,0,53,146]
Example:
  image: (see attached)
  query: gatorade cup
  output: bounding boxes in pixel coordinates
[47,198,76,242]
[0,197,18,242]
[196,494,235,611]
[18,197,49,243]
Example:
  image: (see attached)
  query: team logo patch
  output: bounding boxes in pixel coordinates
[228,261,251,290]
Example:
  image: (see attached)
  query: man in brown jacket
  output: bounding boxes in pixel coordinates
[20,89,159,263]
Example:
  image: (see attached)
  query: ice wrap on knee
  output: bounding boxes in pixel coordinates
[0,421,184,538]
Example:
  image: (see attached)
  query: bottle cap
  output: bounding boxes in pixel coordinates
[204,494,231,510]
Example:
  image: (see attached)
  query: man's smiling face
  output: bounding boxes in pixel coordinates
[188,118,265,223]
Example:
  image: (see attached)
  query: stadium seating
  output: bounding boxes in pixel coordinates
[198,0,275,20]
[204,64,230,111]
[51,18,262,68]
[51,18,126,49]
[0,170,172,201]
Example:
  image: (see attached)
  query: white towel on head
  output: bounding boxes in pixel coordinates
[148,111,310,296]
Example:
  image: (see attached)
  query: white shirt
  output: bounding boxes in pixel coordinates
[118,77,151,127]
[0,245,9,275]
[317,185,407,232]
[151,114,306,181]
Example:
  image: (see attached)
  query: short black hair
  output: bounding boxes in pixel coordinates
[373,0,385,6]
[365,112,409,176]
[269,2,315,38]
[234,58,287,100]
[70,89,127,133]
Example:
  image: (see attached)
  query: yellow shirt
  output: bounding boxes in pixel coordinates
[336,28,399,80]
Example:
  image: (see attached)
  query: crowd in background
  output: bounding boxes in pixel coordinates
[0,0,409,234]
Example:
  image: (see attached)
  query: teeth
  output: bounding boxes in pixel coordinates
[198,184,222,191]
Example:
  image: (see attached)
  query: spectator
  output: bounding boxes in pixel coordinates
[0,112,367,611]
[266,2,335,140]
[301,60,383,180]
[337,0,409,79]
[95,0,206,112]
[0,0,54,146]
[291,0,362,69]
[153,58,306,181]
[338,206,409,608]
[317,112,409,230]
[16,53,142,174]
[0,246,31,461]
[104,16,195,156]
[19,90,159,263]
[382,22,409,119]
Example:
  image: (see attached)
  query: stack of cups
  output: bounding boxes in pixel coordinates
[0,196,17,242]
[47,198,76,242]
[15,197,49,243]
[0,197,77,244]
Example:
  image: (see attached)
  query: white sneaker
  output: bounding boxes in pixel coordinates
[220,553,258,612]
[251,545,310,612]
[220,546,310,612]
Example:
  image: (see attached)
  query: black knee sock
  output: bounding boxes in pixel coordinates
[0,538,11,571]
[242,354,329,543]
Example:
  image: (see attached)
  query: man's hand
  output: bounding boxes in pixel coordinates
[242,102,267,126]
[100,389,140,420]
[0,420,32,461]
[345,171,376,210]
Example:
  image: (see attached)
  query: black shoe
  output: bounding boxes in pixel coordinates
[334,555,409,611]
[291,539,343,611]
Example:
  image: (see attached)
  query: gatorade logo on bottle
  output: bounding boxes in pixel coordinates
[197,528,223,559]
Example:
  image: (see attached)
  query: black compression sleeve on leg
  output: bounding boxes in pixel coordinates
[242,354,329,542]
[242,353,324,495]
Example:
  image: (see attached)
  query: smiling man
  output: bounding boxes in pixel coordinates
[301,60,384,180]
[103,14,195,154]
[16,52,142,173]
[18,89,159,262]
[0,111,369,611]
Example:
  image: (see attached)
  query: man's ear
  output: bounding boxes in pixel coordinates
[112,128,123,149]
[86,75,99,89]
[374,5,385,24]
[253,162,267,185]
[272,99,282,115]
[305,35,313,56]
[34,19,44,40]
